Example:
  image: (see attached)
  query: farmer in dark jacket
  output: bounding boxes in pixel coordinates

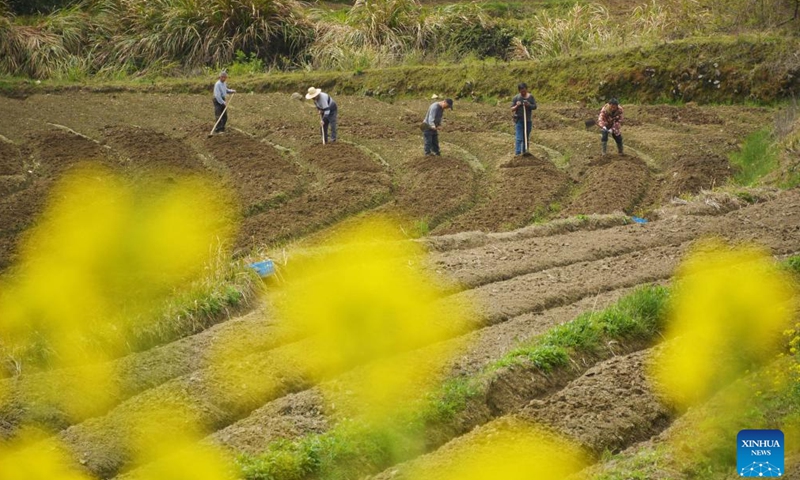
[511,82,537,155]
[306,87,338,143]
[422,98,453,156]
[598,98,624,155]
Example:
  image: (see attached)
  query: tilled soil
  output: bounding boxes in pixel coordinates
[370,348,671,480]
[661,153,734,200]
[237,142,392,247]
[347,120,411,140]
[434,155,571,234]
[519,348,672,454]
[102,126,204,173]
[0,141,22,175]
[0,131,119,268]
[25,130,116,176]
[203,131,306,213]
[564,154,651,215]
[641,104,725,125]
[393,155,476,225]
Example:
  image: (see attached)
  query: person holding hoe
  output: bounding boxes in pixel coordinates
[598,98,624,155]
[421,97,453,156]
[306,87,338,144]
[511,82,537,156]
[211,70,236,135]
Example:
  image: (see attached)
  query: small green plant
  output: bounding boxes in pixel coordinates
[730,128,779,186]
[228,50,265,76]
[412,219,430,237]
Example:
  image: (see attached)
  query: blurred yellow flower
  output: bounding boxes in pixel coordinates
[274,216,472,418]
[406,420,588,480]
[652,240,795,409]
[0,431,92,480]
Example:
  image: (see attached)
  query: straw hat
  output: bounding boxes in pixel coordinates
[305,87,322,99]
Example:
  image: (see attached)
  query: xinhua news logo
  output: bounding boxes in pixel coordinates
[737,429,784,477]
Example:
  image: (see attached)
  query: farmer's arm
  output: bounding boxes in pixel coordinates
[598,108,608,128]
[526,94,537,110]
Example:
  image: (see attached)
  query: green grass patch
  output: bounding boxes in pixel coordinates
[730,128,779,186]
[237,284,671,479]
[237,417,429,480]
[492,285,670,370]
[422,376,482,423]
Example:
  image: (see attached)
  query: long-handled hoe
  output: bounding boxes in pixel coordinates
[522,102,532,157]
[208,93,233,137]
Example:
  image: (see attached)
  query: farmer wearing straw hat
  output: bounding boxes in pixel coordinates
[598,98,624,155]
[421,98,453,156]
[511,82,537,156]
[306,87,338,144]
[212,70,236,134]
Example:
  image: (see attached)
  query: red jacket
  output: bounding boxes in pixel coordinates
[598,104,623,136]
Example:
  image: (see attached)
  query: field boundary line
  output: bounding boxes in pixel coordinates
[46,123,106,147]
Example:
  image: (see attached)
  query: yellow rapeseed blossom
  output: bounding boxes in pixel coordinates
[0,165,234,420]
[0,430,93,480]
[651,240,795,409]
[124,404,237,480]
[273,216,473,418]
[406,420,588,480]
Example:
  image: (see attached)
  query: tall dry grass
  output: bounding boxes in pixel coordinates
[86,0,312,72]
[0,0,797,78]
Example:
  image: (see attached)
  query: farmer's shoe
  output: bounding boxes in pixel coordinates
[618,145,624,155]
[601,141,608,155]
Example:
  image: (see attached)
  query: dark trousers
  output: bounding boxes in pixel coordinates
[515,119,533,155]
[601,129,623,151]
[322,106,338,143]
[423,129,440,155]
[213,99,228,132]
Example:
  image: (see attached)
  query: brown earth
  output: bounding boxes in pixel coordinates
[393,155,476,225]
[237,142,392,247]
[435,155,571,234]
[347,120,411,140]
[519,348,672,454]
[0,131,119,268]
[641,104,725,125]
[661,153,733,199]
[203,131,306,214]
[25,130,115,176]
[254,118,316,145]
[564,154,651,215]
[102,126,204,173]
[0,141,22,175]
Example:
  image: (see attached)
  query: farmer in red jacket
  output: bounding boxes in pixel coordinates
[598,98,624,155]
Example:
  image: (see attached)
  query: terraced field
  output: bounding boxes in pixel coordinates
[1,92,798,478]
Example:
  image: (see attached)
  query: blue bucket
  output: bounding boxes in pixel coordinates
[249,260,275,278]
[631,216,648,224]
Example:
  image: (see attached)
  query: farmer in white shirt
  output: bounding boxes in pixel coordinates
[213,71,236,134]
[306,87,338,143]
